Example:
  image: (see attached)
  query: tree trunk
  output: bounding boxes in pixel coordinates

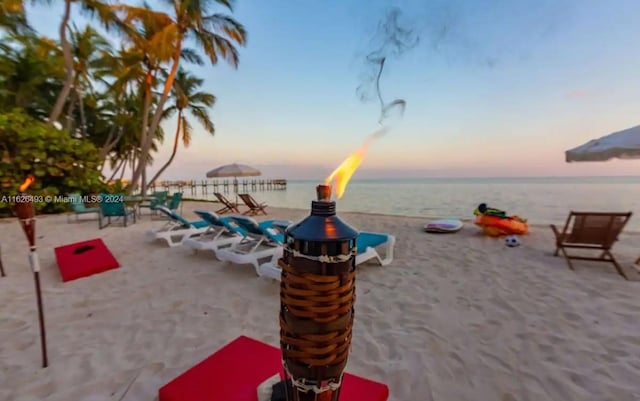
[128,70,155,194]
[48,0,74,125]
[131,42,183,197]
[141,161,146,195]
[119,161,126,180]
[65,89,76,133]
[130,153,137,183]
[148,111,182,186]
[107,158,125,181]
[76,86,87,137]
[99,125,124,161]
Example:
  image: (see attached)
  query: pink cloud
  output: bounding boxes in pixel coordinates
[565,89,594,100]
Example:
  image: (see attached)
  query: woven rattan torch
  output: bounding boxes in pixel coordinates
[279,184,358,401]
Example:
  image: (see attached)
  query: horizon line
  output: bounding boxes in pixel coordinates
[162,174,640,181]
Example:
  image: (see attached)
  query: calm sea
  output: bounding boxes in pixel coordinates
[191,176,640,231]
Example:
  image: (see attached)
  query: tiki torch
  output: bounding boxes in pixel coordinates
[278,184,358,401]
[13,175,48,368]
[0,243,6,277]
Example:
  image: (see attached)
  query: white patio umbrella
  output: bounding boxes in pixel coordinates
[565,125,640,269]
[206,163,262,177]
[565,125,640,162]
[205,163,261,203]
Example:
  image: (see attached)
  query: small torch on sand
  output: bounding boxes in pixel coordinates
[13,175,48,368]
[278,146,371,401]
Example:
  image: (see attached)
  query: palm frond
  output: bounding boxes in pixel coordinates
[194,29,240,67]
[189,105,214,134]
[180,47,204,65]
[190,91,216,107]
[202,13,246,45]
[180,114,192,147]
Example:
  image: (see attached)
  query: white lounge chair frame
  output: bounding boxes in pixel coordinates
[182,227,243,252]
[215,235,283,276]
[145,219,211,247]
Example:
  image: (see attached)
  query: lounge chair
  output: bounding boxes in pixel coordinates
[214,215,292,275]
[257,231,396,281]
[145,206,210,247]
[98,193,136,229]
[550,211,632,280]
[139,191,168,215]
[214,193,240,214]
[182,210,247,252]
[166,192,183,213]
[67,193,100,222]
[239,193,268,215]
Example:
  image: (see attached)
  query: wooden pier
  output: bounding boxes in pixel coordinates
[149,179,287,197]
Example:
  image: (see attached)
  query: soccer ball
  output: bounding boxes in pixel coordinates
[505,235,520,247]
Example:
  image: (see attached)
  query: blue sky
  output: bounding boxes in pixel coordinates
[26,0,640,179]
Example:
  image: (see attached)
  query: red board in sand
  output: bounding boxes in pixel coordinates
[159,335,389,401]
[54,239,119,282]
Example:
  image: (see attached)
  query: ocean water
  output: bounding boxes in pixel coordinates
[193,176,640,231]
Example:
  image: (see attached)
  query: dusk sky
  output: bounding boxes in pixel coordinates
[27,0,640,179]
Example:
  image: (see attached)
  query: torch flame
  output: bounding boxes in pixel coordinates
[325,99,406,199]
[325,133,382,199]
[19,175,35,192]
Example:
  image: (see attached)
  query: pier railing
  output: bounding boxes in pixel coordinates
[149,179,287,197]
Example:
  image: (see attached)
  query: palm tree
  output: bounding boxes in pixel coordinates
[0,0,31,34]
[48,0,118,126]
[148,69,215,185]
[110,3,177,194]
[0,34,64,119]
[65,24,112,136]
[127,0,247,195]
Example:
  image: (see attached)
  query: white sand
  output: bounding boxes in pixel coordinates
[1,202,640,401]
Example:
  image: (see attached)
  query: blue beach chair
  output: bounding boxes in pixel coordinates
[67,193,100,222]
[145,206,210,247]
[98,193,136,229]
[182,210,248,252]
[214,215,293,275]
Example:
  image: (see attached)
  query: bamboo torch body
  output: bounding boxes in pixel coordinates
[0,244,6,277]
[279,185,358,401]
[13,176,48,368]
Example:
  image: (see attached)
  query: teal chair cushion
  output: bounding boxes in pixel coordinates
[99,193,131,216]
[356,232,389,254]
[69,193,99,213]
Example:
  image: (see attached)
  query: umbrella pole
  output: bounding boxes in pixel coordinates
[234,177,238,206]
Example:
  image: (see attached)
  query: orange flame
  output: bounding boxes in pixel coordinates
[325,99,406,199]
[19,175,35,192]
[325,132,384,199]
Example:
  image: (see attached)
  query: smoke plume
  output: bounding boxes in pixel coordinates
[357,7,418,127]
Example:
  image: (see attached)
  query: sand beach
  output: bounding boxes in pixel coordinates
[1,201,639,401]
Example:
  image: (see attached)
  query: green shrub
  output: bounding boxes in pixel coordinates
[0,109,105,216]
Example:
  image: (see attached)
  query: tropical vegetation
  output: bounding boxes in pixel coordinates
[0,0,246,215]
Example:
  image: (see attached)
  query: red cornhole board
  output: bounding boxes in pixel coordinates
[159,335,389,401]
[54,238,119,282]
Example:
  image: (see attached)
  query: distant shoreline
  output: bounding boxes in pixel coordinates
[168,175,640,183]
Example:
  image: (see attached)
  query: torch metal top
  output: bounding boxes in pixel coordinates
[316,184,332,202]
[311,184,335,216]
[284,184,358,241]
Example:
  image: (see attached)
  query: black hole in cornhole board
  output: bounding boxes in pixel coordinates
[73,245,95,255]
